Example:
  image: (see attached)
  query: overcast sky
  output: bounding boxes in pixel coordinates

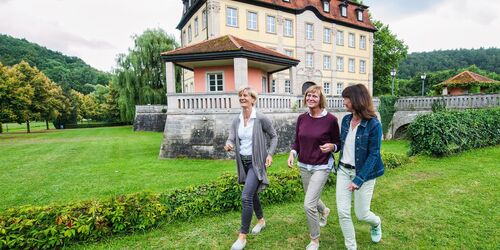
[0,0,498,72]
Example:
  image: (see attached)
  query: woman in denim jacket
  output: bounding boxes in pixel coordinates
[336,84,384,250]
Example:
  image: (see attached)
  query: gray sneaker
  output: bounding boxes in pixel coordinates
[251,221,266,234]
[319,207,330,227]
[230,239,246,250]
[371,223,382,243]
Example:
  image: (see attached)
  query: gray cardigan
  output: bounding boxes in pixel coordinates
[226,111,278,191]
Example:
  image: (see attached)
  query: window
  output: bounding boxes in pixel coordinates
[336,82,343,95]
[226,7,238,27]
[323,55,331,70]
[323,1,330,12]
[340,5,347,17]
[247,11,258,30]
[324,82,331,95]
[202,9,207,29]
[323,27,331,43]
[188,25,192,42]
[336,30,344,46]
[360,35,366,49]
[194,17,199,37]
[348,58,355,72]
[182,30,186,46]
[336,56,344,71]
[284,19,293,37]
[283,0,290,2]
[285,80,291,94]
[207,72,223,92]
[360,60,366,73]
[266,15,276,33]
[284,49,293,57]
[348,33,355,48]
[306,52,314,68]
[357,10,364,21]
[306,23,314,40]
[271,79,276,93]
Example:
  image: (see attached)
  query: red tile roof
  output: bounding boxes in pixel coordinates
[162,35,299,62]
[441,70,499,86]
[252,0,376,31]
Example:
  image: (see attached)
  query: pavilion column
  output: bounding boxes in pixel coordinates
[234,57,248,90]
[289,66,296,94]
[165,62,176,94]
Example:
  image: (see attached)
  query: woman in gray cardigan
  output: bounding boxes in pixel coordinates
[225,87,278,250]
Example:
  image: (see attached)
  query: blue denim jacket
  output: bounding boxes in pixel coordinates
[337,114,385,187]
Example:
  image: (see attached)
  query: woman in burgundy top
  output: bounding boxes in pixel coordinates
[287,85,340,250]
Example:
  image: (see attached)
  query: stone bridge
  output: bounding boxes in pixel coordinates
[387,94,500,139]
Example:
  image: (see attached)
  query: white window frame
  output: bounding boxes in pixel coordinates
[306,23,314,40]
[247,11,258,31]
[323,1,330,12]
[324,82,331,95]
[266,15,276,33]
[226,7,238,27]
[360,35,366,49]
[271,79,276,93]
[348,58,355,73]
[348,33,355,48]
[336,56,344,71]
[357,10,363,21]
[340,5,347,17]
[284,49,293,57]
[323,27,331,43]
[360,60,366,74]
[336,82,343,95]
[336,30,344,46]
[323,55,331,70]
[202,9,207,29]
[284,19,293,37]
[306,52,314,68]
[207,72,224,92]
[188,25,192,42]
[285,79,291,94]
[194,17,199,37]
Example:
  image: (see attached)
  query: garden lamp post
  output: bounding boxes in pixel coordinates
[421,73,427,96]
[390,68,397,96]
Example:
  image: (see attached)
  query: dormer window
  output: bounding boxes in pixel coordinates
[323,1,330,13]
[339,2,348,17]
[283,0,290,2]
[356,8,364,21]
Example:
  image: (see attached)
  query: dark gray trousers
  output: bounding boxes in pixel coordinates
[240,160,264,234]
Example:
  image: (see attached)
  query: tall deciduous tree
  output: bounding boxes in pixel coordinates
[114,28,179,121]
[373,20,408,96]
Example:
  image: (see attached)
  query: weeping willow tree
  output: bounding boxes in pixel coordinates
[114,28,179,121]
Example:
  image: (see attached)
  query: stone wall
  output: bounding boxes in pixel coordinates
[159,110,351,159]
[134,105,168,132]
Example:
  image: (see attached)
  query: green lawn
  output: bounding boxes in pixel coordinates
[1,127,498,249]
[72,146,499,250]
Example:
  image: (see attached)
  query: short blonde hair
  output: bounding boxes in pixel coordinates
[238,86,258,106]
[303,85,327,109]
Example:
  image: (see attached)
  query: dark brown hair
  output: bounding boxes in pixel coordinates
[341,84,376,120]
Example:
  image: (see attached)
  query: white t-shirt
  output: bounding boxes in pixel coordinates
[238,108,257,156]
[341,122,358,166]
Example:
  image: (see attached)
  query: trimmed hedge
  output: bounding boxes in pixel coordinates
[408,108,500,157]
[0,152,408,249]
[62,122,132,129]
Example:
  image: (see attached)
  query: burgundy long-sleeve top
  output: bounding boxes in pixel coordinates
[292,112,341,165]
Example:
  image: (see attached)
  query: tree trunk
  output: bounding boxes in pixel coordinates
[27,120,31,133]
[46,120,49,130]
[0,122,3,133]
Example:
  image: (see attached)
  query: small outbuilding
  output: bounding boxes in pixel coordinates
[435,70,500,95]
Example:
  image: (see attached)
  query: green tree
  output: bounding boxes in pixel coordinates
[114,28,179,121]
[0,63,34,133]
[373,20,408,96]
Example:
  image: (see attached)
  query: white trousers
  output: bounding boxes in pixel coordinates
[336,166,381,250]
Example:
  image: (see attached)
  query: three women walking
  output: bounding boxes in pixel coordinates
[225,87,278,250]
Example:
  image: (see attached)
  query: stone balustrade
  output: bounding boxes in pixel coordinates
[396,94,499,111]
[135,105,168,113]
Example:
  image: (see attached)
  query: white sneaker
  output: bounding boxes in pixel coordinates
[251,221,266,234]
[306,241,319,250]
[371,222,382,243]
[230,239,247,250]
[319,207,330,227]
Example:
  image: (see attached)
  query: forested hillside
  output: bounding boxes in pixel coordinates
[0,34,111,93]
[397,48,500,79]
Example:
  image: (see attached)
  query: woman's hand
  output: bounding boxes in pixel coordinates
[347,182,359,192]
[319,143,334,153]
[224,143,233,152]
[265,155,273,168]
[287,151,295,168]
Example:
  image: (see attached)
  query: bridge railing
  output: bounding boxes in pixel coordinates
[396,94,500,111]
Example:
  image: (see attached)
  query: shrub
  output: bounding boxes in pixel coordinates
[407,108,500,157]
[381,151,411,169]
[378,95,399,136]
